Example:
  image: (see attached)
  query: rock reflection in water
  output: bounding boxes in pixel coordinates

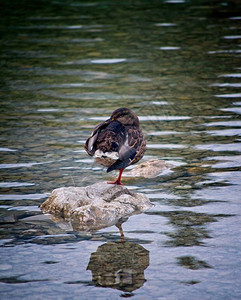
[87,241,149,294]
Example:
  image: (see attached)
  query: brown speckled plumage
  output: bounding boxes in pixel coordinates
[84,107,146,185]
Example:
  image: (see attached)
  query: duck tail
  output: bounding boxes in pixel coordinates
[107,159,130,173]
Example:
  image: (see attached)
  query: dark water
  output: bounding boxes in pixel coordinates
[1,0,241,299]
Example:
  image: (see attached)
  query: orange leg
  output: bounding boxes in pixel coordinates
[116,222,125,242]
[107,168,124,185]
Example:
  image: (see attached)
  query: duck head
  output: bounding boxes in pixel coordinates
[111,107,140,128]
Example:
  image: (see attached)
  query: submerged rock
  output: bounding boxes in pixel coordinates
[40,181,152,232]
[125,159,173,178]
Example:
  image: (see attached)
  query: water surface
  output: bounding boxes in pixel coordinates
[1,0,241,299]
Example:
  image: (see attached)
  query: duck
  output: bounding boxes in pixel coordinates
[84,107,146,185]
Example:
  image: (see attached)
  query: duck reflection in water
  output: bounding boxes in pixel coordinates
[87,240,149,295]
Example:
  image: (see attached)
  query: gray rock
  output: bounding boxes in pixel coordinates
[40,181,152,231]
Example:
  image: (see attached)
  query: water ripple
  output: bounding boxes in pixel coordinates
[0,194,48,200]
[211,83,241,88]
[21,67,119,79]
[215,93,241,98]
[195,143,241,153]
[155,23,177,27]
[139,116,191,121]
[159,47,181,50]
[207,155,241,168]
[165,0,185,3]
[37,109,60,112]
[208,50,241,54]
[0,147,17,152]
[204,121,241,127]
[0,182,35,188]
[63,58,129,65]
[14,24,108,30]
[147,144,186,149]
[229,16,241,20]
[223,35,241,39]
[7,50,60,58]
[40,91,147,100]
[148,131,184,136]
[219,73,241,78]
[127,75,151,82]
[91,58,127,64]
[8,206,40,211]
[207,129,241,136]
[9,82,104,91]
[221,107,241,114]
[150,101,169,105]
[88,115,190,122]
[147,192,178,200]
[0,161,54,169]
[28,38,104,44]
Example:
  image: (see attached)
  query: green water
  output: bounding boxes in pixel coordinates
[0,0,241,299]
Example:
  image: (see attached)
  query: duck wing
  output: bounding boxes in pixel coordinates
[107,127,146,172]
[107,136,137,172]
[127,128,146,164]
[84,119,110,156]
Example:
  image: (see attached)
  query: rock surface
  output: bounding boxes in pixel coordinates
[40,181,152,231]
